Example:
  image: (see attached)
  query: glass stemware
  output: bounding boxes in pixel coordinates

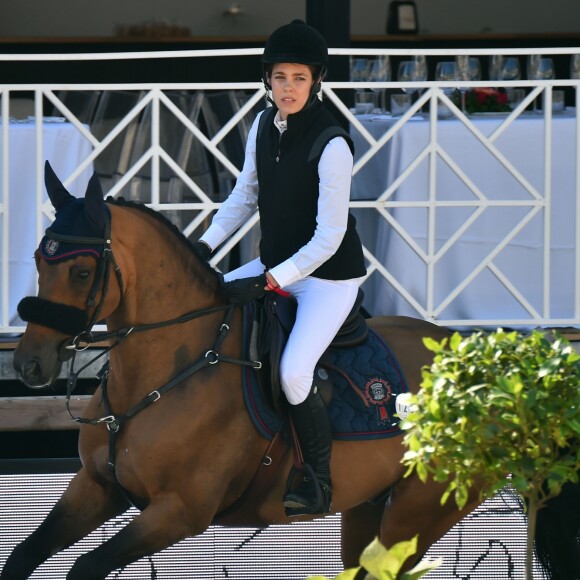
[398,60,421,94]
[489,55,504,82]
[527,54,541,80]
[499,57,522,107]
[570,54,580,80]
[468,57,482,82]
[368,55,391,113]
[435,61,456,93]
[535,57,555,81]
[350,57,371,83]
[532,57,555,112]
[435,61,456,117]
[500,57,522,82]
[350,57,371,107]
[454,55,470,112]
[413,55,428,83]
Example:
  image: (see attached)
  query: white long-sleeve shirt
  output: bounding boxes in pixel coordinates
[200,109,354,289]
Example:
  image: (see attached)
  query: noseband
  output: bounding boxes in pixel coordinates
[46,210,124,342]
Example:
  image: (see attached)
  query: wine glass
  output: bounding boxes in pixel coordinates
[368,55,391,113]
[350,57,371,83]
[532,58,555,112]
[571,55,580,107]
[435,61,456,91]
[468,57,482,82]
[527,54,541,80]
[500,57,522,82]
[350,57,371,106]
[454,55,470,112]
[499,57,522,107]
[398,60,420,94]
[435,61,456,117]
[570,54,580,79]
[413,55,428,82]
[535,57,555,81]
[489,55,504,82]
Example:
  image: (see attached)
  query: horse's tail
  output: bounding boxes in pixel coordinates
[533,474,580,580]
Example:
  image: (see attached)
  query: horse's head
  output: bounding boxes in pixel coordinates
[14,161,120,387]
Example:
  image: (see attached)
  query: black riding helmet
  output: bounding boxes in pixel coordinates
[261,19,328,98]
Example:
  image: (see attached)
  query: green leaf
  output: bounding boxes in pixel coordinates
[402,558,444,580]
[450,332,463,351]
[455,482,469,509]
[423,336,444,353]
[360,536,418,579]
[416,461,428,483]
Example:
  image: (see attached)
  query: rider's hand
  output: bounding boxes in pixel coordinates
[193,240,213,262]
[223,274,267,304]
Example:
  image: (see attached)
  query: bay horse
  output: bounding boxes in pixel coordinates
[3,163,577,580]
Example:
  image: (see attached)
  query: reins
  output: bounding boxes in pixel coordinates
[64,303,262,427]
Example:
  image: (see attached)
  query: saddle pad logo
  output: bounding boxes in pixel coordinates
[44,239,60,256]
[365,377,392,423]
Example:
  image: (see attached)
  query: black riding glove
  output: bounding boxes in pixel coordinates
[223,274,267,305]
[193,241,213,262]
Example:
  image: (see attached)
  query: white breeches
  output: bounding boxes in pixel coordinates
[225,257,361,405]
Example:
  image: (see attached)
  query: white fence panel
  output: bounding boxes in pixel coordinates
[1,47,580,333]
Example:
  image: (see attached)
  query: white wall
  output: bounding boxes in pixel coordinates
[0,0,578,38]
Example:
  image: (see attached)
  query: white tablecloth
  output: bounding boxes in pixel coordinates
[1,120,93,328]
[351,111,578,326]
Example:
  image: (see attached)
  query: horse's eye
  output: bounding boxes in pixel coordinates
[71,266,92,284]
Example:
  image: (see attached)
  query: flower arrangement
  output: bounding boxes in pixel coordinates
[455,87,511,114]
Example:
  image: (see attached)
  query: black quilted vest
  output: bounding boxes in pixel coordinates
[256,101,366,280]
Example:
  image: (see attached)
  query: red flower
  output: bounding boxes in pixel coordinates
[496,91,508,105]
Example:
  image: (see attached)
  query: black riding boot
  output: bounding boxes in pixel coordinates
[284,386,333,517]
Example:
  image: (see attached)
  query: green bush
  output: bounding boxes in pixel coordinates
[401,328,580,578]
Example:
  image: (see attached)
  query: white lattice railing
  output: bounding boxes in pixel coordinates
[1,47,580,334]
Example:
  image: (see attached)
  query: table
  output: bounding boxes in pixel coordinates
[1,119,94,329]
[350,110,578,326]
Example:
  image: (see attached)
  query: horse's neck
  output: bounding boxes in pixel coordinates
[110,206,220,327]
[105,207,228,398]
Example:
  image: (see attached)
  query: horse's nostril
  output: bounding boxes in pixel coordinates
[19,358,42,384]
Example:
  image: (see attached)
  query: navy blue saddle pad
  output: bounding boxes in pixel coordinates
[240,305,410,442]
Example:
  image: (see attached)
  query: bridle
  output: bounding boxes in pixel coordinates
[43,208,125,356]
[35,205,262,505]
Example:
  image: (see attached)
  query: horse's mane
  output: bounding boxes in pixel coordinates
[106,197,224,290]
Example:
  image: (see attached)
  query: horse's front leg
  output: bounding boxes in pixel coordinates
[66,494,204,580]
[379,473,481,573]
[1,467,129,580]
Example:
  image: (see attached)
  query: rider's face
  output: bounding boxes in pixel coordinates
[269,62,314,120]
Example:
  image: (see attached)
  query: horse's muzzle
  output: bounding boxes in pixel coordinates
[13,341,63,388]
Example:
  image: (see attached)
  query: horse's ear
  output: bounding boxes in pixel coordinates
[83,171,107,233]
[44,161,75,210]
